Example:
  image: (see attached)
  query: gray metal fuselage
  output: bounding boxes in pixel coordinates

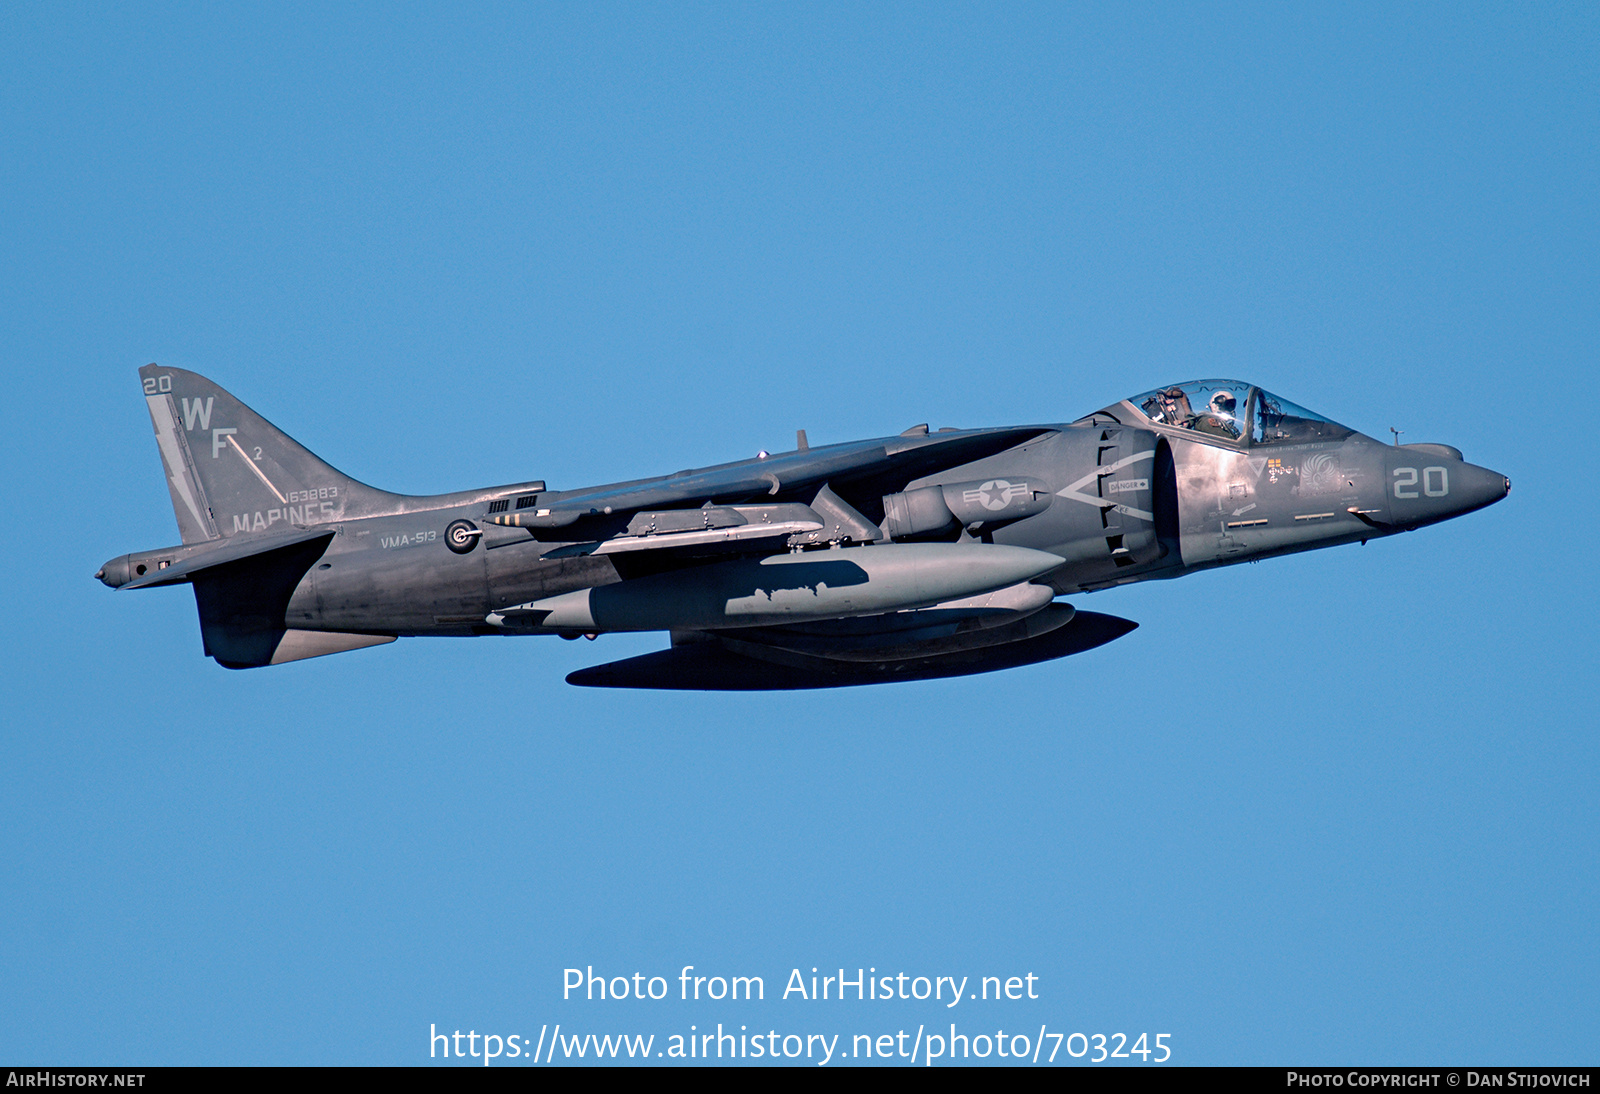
[101,368,1508,681]
[115,412,1504,630]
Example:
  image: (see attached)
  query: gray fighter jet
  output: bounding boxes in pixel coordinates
[99,369,1508,688]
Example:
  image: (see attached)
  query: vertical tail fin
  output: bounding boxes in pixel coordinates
[139,364,398,544]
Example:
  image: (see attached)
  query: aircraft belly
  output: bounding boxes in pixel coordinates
[484,554,621,620]
[266,518,626,635]
[306,534,489,633]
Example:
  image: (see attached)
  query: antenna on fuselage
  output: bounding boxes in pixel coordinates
[1389,427,1404,446]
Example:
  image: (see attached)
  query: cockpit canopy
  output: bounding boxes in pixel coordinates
[1125,380,1352,446]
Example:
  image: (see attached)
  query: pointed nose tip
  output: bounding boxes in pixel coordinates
[1386,451,1508,529]
[1457,461,1511,515]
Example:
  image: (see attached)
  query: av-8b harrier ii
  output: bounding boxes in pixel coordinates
[98,368,1507,688]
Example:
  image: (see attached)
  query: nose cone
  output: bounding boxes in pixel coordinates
[1386,452,1509,529]
[1452,461,1512,516]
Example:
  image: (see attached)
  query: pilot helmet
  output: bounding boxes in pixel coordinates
[1210,391,1237,414]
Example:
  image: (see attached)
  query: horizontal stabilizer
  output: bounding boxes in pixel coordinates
[566,608,1137,690]
[267,630,395,666]
[113,528,335,589]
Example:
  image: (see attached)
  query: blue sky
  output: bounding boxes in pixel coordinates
[2,2,1595,1065]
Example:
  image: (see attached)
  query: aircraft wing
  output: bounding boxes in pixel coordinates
[492,427,1054,531]
[566,608,1139,690]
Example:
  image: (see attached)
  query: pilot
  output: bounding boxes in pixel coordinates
[1190,391,1241,440]
[1148,386,1194,427]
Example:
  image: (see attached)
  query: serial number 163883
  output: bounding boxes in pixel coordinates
[286,486,338,503]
